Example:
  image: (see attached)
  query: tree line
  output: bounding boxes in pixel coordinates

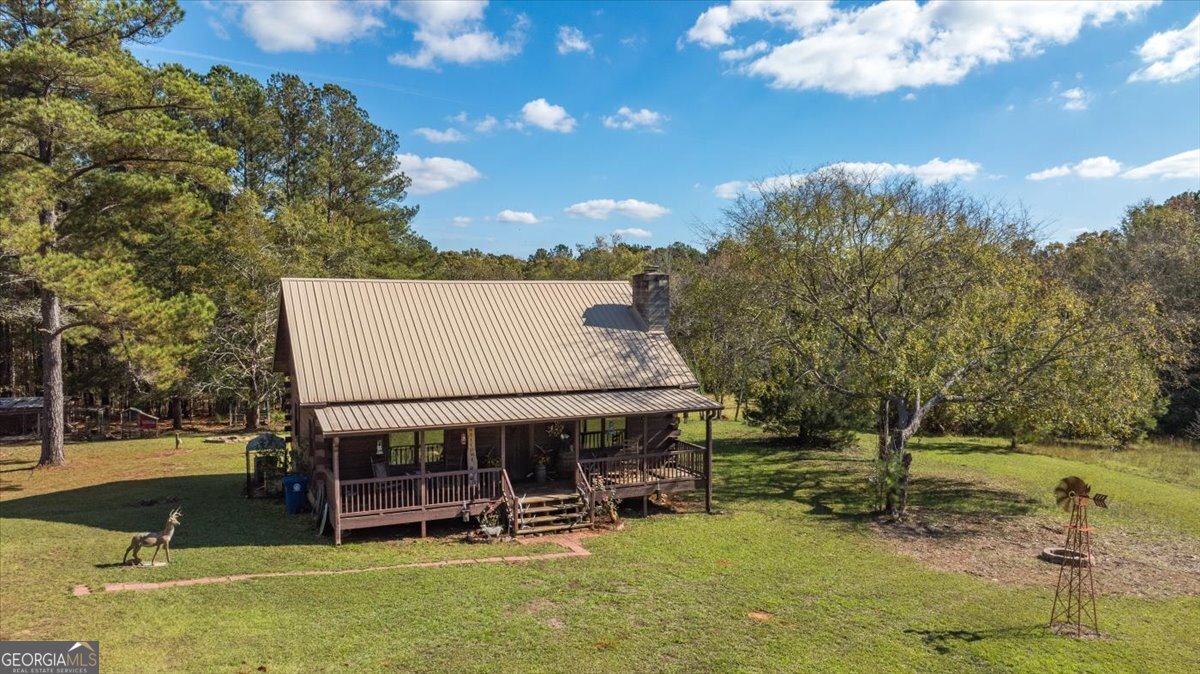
[2,1,1197,503]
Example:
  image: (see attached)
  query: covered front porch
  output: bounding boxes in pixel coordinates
[305,389,721,543]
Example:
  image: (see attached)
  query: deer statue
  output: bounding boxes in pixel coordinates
[123,508,181,565]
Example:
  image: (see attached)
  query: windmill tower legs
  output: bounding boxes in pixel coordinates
[1049,495,1099,637]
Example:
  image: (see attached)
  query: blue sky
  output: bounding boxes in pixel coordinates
[136,1,1200,255]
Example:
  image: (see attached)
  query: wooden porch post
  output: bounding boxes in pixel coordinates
[642,414,649,452]
[704,412,713,514]
[466,426,478,495]
[500,425,507,474]
[419,429,427,538]
[571,419,579,458]
[332,436,342,545]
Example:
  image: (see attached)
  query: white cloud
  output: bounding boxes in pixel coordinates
[234,0,385,52]
[396,153,482,194]
[414,127,466,143]
[389,1,527,69]
[496,209,540,224]
[902,92,918,102]
[602,106,667,132]
[556,26,593,54]
[1027,156,1122,180]
[1121,148,1200,179]
[519,98,576,133]
[1059,87,1090,111]
[712,180,747,199]
[687,1,834,47]
[1074,156,1123,178]
[1026,165,1073,181]
[1129,13,1200,83]
[473,115,498,132]
[713,159,979,199]
[719,40,770,61]
[685,1,1157,96]
[452,216,472,226]
[613,227,652,238]
[564,199,670,220]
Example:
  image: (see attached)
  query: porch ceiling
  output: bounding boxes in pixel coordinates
[312,388,721,436]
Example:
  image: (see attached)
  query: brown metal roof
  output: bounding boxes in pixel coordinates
[312,388,721,435]
[278,278,700,406]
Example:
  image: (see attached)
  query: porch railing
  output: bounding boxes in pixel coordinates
[577,440,707,486]
[340,468,503,517]
[580,429,625,452]
[575,462,594,524]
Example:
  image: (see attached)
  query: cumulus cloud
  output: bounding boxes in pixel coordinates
[713,159,980,198]
[684,1,1157,96]
[556,26,593,54]
[613,227,653,238]
[232,0,386,52]
[396,153,482,194]
[1121,148,1200,179]
[518,98,577,133]
[687,1,833,47]
[452,216,472,226]
[473,115,498,132]
[1059,87,1090,111]
[414,127,466,143]
[389,0,527,69]
[1027,156,1122,180]
[719,40,770,61]
[564,199,670,220]
[1128,13,1200,83]
[496,209,540,224]
[602,106,667,131]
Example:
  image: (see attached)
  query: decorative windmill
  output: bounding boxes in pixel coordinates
[1048,476,1109,637]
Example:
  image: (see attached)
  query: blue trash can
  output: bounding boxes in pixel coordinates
[283,475,309,514]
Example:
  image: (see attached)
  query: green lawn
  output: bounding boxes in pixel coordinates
[1,422,1197,673]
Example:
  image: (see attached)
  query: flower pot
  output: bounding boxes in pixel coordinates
[535,463,548,484]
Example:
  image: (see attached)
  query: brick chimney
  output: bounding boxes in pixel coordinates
[632,266,669,332]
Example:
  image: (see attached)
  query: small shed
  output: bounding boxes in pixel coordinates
[0,397,43,436]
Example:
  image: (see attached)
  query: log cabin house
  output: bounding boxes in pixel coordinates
[273,270,721,543]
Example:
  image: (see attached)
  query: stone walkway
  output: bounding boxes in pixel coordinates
[72,534,591,596]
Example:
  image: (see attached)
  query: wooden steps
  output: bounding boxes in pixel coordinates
[512,491,590,536]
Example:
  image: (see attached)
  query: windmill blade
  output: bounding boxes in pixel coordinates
[1054,476,1090,511]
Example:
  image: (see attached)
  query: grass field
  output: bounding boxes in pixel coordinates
[1,421,1198,673]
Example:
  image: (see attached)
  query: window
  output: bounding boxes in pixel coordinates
[388,431,417,465]
[424,429,446,464]
[581,417,626,450]
[388,430,445,465]
[606,417,626,447]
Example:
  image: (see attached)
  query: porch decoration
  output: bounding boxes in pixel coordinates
[466,502,505,543]
[532,444,550,484]
[590,475,622,528]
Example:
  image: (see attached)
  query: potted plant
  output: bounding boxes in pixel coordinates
[532,445,550,484]
[591,475,622,528]
[476,502,503,541]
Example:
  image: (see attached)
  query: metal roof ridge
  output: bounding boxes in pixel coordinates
[312,385,703,408]
[280,277,630,285]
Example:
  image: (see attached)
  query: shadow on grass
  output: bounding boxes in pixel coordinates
[713,435,1038,530]
[905,625,1049,654]
[0,473,325,548]
[909,438,1015,455]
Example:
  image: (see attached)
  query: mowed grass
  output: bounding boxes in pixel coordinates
[1,422,1198,673]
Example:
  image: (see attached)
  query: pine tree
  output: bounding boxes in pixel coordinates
[0,0,232,465]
